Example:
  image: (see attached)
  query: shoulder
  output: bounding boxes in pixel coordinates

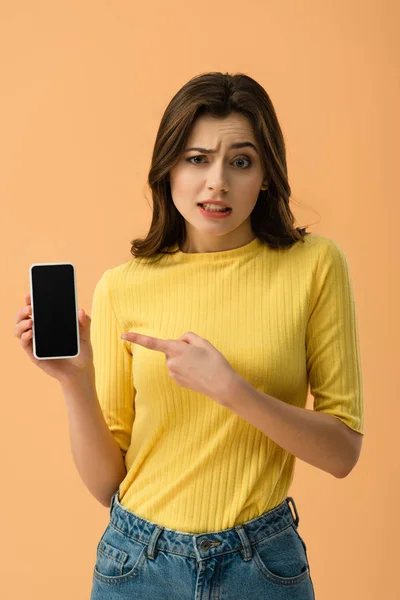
[91,260,138,304]
[96,258,142,284]
[299,233,350,267]
[300,233,342,253]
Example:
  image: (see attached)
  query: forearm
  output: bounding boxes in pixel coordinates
[60,372,127,506]
[220,376,354,479]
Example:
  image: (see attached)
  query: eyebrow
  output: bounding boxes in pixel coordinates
[184,142,259,154]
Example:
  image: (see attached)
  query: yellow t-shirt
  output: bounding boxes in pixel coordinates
[90,233,364,533]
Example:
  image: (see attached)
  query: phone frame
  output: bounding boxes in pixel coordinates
[29,262,80,360]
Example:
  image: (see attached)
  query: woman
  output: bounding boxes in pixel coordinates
[16,72,363,599]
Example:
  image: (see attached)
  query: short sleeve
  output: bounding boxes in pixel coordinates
[306,240,364,434]
[90,269,135,457]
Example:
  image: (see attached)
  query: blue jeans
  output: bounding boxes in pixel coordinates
[90,490,315,599]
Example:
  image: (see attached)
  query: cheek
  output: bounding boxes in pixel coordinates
[170,171,198,194]
[182,171,201,189]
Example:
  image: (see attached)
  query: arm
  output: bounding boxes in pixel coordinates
[219,375,363,479]
[61,371,127,507]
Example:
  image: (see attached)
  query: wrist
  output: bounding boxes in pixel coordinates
[59,368,96,391]
[214,371,245,407]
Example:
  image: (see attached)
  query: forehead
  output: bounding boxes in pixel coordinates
[188,113,256,141]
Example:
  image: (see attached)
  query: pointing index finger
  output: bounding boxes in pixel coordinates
[121,332,171,353]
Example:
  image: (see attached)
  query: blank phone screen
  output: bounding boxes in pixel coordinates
[30,263,79,360]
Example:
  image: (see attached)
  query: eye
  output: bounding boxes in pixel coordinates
[186,155,252,168]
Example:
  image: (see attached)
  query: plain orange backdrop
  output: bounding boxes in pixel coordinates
[2,1,399,598]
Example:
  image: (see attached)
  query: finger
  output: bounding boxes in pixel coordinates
[15,317,32,338]
[20,331,33,349]
[122,333,171,353]
[26,295,32,317]
[25,294,31,310]
[15,303,31,325]
[21,329,33,344]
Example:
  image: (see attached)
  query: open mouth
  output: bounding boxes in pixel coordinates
[197,203,232,213]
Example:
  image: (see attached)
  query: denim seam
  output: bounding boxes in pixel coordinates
[108,521,148,546]
[252,522,294,546]
[99,544,126,566]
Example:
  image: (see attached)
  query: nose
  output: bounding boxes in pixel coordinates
[206,161,229,192]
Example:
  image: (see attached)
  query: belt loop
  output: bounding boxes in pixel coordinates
[234,525,253,561]
[110,490,118,512]
[287,497,299,527]
[146,525,164,560]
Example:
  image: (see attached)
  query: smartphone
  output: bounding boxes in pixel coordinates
[29,262,80,360]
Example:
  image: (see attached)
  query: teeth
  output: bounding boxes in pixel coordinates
[202,203,229,212]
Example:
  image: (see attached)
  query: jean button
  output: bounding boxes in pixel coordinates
[200,539,212,551]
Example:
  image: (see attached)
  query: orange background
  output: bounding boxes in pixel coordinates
[2,1,398,598]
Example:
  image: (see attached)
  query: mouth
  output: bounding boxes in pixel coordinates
[197,203,232,213]
[197,203,233,218]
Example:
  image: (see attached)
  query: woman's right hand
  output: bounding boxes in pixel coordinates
[14,293,95,384]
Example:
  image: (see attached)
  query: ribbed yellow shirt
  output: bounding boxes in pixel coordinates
[90,233,364,533]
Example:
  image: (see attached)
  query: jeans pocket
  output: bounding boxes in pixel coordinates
[93,523,148,584]
[253,524,310,585]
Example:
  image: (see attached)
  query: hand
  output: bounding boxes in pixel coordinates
[120,330,238,405]
[14,293,95,385]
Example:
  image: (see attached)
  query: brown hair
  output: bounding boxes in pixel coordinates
[130,71,312,262]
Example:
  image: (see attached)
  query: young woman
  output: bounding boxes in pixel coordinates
[16,72,363,599]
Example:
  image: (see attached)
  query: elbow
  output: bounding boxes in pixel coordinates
[100,483,123,508]
[95,492,112,507]
[335,454,362,479]
[335,468,350,479]
[334,423,363,479]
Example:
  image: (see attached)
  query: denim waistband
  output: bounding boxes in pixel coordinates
[108,491,300,562]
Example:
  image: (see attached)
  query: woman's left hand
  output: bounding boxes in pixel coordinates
[120,330,238,405]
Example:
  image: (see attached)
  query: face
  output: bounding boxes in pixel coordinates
[168,112,268,253]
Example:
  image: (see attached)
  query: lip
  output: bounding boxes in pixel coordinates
[198,200,231,208]
[198,204,232,219]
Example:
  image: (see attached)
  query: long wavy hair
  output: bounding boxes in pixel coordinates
[130,72,313,262]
